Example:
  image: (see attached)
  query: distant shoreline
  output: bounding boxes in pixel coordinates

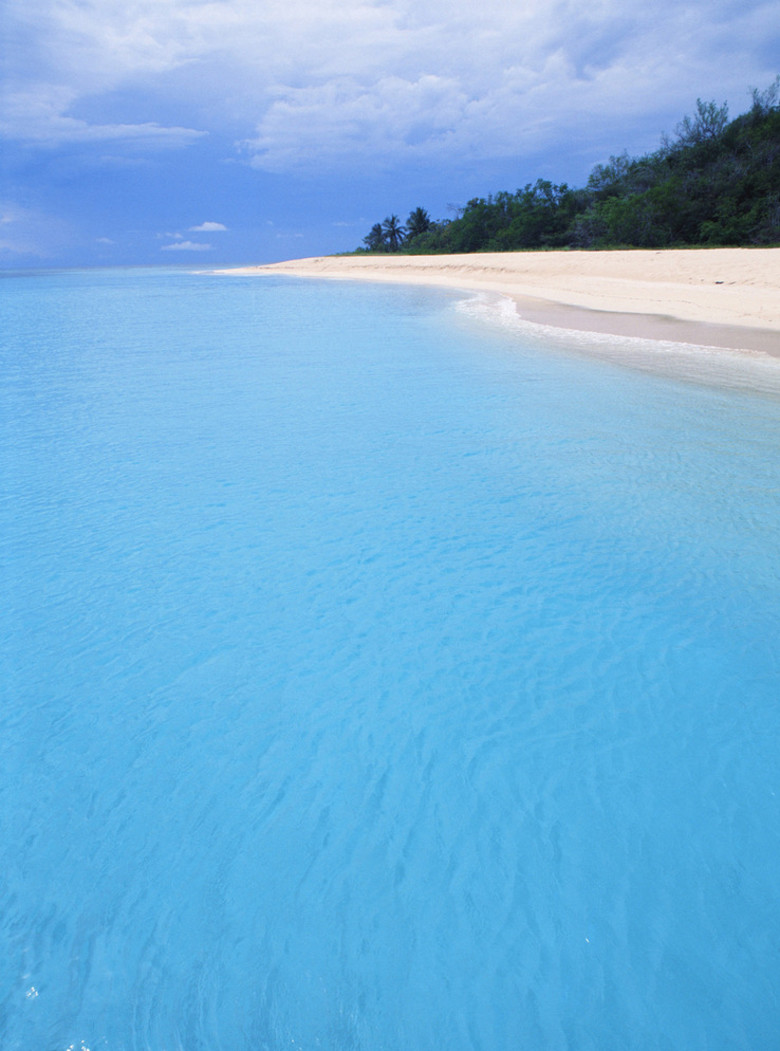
[219,248,780,358]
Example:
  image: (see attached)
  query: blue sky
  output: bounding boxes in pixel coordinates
[1,0,777,267]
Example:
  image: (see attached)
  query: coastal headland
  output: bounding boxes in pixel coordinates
[223,248,780,357]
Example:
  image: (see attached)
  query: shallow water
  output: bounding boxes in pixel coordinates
[2,268,779,1050]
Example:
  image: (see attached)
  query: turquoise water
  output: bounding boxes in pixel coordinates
[1,267,779,1050]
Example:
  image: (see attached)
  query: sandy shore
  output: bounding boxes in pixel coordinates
[224,249,780,357]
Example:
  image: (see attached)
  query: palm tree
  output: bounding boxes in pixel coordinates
[382,214,404,251]
[362,223,385,251]
[405,207,431,240]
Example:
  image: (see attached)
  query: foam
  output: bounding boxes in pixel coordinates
[454,291,780,399]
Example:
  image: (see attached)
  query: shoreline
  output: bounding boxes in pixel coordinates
[220,249,780,358]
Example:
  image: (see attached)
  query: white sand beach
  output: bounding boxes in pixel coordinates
[225,249,780,357]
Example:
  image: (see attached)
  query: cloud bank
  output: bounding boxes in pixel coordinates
[3,0,777,173]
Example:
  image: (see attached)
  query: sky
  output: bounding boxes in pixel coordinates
[1,0,778,267]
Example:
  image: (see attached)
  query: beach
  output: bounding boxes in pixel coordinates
[225,248,780,357]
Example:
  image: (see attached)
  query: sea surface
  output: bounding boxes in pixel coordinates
[1,266,779,1051]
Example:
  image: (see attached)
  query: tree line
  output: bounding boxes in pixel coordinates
[358,79,780,253]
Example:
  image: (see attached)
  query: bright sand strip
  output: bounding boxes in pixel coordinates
[225,249,780,358]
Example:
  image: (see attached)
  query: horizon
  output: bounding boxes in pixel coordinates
[2,0,778,269]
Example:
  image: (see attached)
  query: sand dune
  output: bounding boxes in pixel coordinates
[224,249,780,357]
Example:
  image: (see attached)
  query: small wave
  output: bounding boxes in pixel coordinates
[454,292,780,398]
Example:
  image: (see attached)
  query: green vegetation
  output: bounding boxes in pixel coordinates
[360,80,780,253]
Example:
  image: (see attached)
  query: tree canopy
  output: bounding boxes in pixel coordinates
[358,79,780,253]
[361,208,433,251]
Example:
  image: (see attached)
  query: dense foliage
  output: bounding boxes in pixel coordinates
[359,81,780,253]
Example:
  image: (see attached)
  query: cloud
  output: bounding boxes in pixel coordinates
[2,0,778,169]
[235,0,780,171]
[240,73,471,172]
[0,87,205,147]
[0,201,72,257]
[160,240,213,251]
[189,221,227,231]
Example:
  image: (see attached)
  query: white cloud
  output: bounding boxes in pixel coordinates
[236,0,780,171]
[240,73,472,172]
[161,239,213,250]
[2,0,778,167]
[0,87,205,147]
[189,221,227,231]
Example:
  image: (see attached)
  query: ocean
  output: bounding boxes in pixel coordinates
[2,266,779,1050]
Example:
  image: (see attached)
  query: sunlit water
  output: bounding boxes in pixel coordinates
[2,267,779,1050]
